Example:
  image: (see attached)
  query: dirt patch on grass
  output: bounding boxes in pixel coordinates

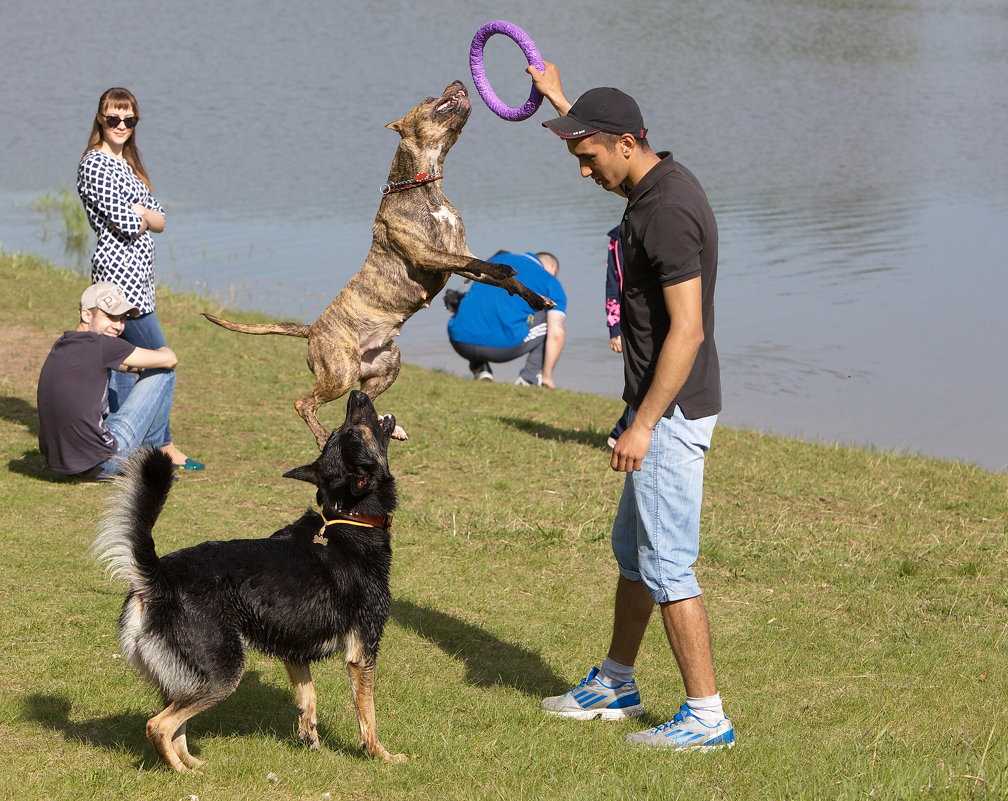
[0,324,52,396]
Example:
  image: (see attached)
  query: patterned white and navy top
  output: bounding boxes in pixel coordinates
[77,149,164,314]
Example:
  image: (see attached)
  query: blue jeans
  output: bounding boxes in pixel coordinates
[109,310,173,442]
[611,405,717,604]
[96,369,176,479]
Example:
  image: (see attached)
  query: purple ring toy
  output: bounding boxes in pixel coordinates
[469,20,544,122]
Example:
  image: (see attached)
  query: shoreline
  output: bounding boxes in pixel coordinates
[5,246,1002,476]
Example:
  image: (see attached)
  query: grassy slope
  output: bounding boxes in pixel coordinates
[0,251,1005,800]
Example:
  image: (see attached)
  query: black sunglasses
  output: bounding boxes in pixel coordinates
[104,114,138,129]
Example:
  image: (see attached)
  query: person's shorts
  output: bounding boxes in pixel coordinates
[611,405,717,604]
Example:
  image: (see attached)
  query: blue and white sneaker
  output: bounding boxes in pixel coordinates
[541,667,645,720]
[626,703,735,750]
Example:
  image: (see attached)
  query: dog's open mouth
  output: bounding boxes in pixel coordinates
[435,83,470,115]
[379,414,397,437]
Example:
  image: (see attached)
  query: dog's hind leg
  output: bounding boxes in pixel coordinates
[295,392,335,451]
[359,342,401,399]
[147,695,224,773]
[294,392,334,453]
[359,343,408,440]
[297,343,362,450]
[171,720,205,770]
[284,661,320,750]
[346,659,406,763]
[144,640,243,772]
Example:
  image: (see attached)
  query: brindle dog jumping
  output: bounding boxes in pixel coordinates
[204,80,555,449]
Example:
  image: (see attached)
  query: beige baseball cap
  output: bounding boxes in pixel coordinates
[80,282,140,317]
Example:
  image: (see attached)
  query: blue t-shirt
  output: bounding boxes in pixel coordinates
[447,252,567,349]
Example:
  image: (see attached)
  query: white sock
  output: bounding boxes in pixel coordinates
[686,693,725,727]
[598,657,635,686]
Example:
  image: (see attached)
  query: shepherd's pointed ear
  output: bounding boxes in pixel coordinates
[283,464,321,485]
[386,118,403,133]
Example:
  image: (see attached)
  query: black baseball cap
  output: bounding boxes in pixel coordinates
[542,87,647,140]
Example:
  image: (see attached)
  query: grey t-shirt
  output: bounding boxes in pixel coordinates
[37,331,135,474]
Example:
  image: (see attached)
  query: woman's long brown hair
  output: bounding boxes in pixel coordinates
[82,87,153,190]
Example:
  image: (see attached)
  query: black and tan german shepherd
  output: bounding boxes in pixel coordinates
[92,390,404,772]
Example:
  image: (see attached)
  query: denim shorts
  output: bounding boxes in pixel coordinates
[611,405,717,604]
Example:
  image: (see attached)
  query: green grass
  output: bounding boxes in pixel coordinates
[29,187,92,268]
[1,249,1006,800]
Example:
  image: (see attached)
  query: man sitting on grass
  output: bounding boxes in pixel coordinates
[37,282,178,480]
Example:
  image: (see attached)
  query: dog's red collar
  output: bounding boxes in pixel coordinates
[314,509,393,546]
[380,172,443,195]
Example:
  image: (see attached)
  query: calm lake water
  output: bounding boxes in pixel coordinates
[2,0,1006,471]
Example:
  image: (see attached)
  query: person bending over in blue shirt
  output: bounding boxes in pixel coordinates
[447,251,567,387]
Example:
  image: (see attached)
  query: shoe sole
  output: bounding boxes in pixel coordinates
[543,704,645,721]
[625,734,735,751]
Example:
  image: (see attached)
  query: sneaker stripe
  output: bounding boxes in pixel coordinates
[667,731,705,745]
[574,691,605,707]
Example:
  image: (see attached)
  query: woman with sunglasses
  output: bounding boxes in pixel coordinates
[77,87,204,470]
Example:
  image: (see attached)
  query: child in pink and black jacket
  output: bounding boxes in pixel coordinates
[606,226,631,447]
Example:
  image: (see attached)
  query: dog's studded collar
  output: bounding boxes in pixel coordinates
[313,509,393,546]
[380,172,443,195]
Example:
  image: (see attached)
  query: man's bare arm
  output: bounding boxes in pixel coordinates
[610,278,704,472]
[119,345,177,372]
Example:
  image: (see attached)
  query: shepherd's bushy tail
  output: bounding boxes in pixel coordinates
[91,448,176,596]
[202,312,311,338]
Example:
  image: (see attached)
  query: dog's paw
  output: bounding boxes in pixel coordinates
[362,741,407,762]
[375,748,408,763]
[295,723,320,750]
[298,732,321,751]
[529,293,557,311]
[481,262,517,280]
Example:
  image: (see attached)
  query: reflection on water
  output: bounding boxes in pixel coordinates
[1,0,1005,471]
